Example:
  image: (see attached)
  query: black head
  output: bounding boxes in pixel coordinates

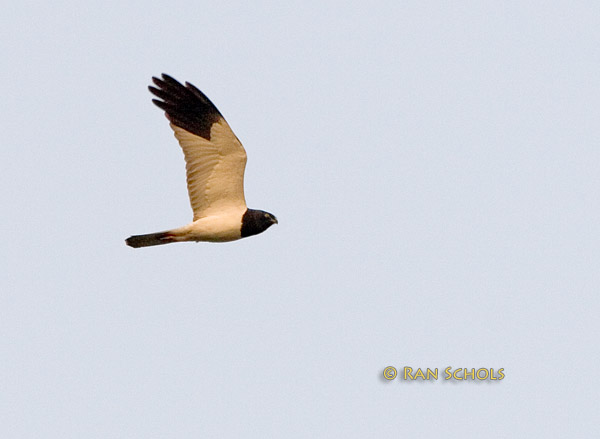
[241,209,278,238]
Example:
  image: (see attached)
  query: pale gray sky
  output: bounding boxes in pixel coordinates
[2,1,599,437]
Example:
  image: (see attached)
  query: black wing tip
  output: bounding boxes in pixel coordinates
[160,73,177,82]
[149,74,194,100]
[151,73,177,84]
[147,73,223,140]
[150,73,213,101]
[151,98,168,111]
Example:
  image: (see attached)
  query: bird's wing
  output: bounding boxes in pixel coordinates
[149,74,247,220]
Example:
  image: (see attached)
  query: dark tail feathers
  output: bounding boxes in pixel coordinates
[125,231,175,248]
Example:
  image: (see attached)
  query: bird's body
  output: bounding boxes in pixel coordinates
[126,74,277,248]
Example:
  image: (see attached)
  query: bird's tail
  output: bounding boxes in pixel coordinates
[125,231,176,248]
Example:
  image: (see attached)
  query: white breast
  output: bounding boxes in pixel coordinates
[173,207,247,242]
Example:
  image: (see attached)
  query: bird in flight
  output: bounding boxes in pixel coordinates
[126,74,277,248]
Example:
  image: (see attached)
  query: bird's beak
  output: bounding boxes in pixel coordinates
[273,217,278,224]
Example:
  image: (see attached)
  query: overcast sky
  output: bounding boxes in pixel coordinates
[2,1,599,437]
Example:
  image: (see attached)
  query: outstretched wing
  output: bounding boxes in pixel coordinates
[149,74,247,220]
